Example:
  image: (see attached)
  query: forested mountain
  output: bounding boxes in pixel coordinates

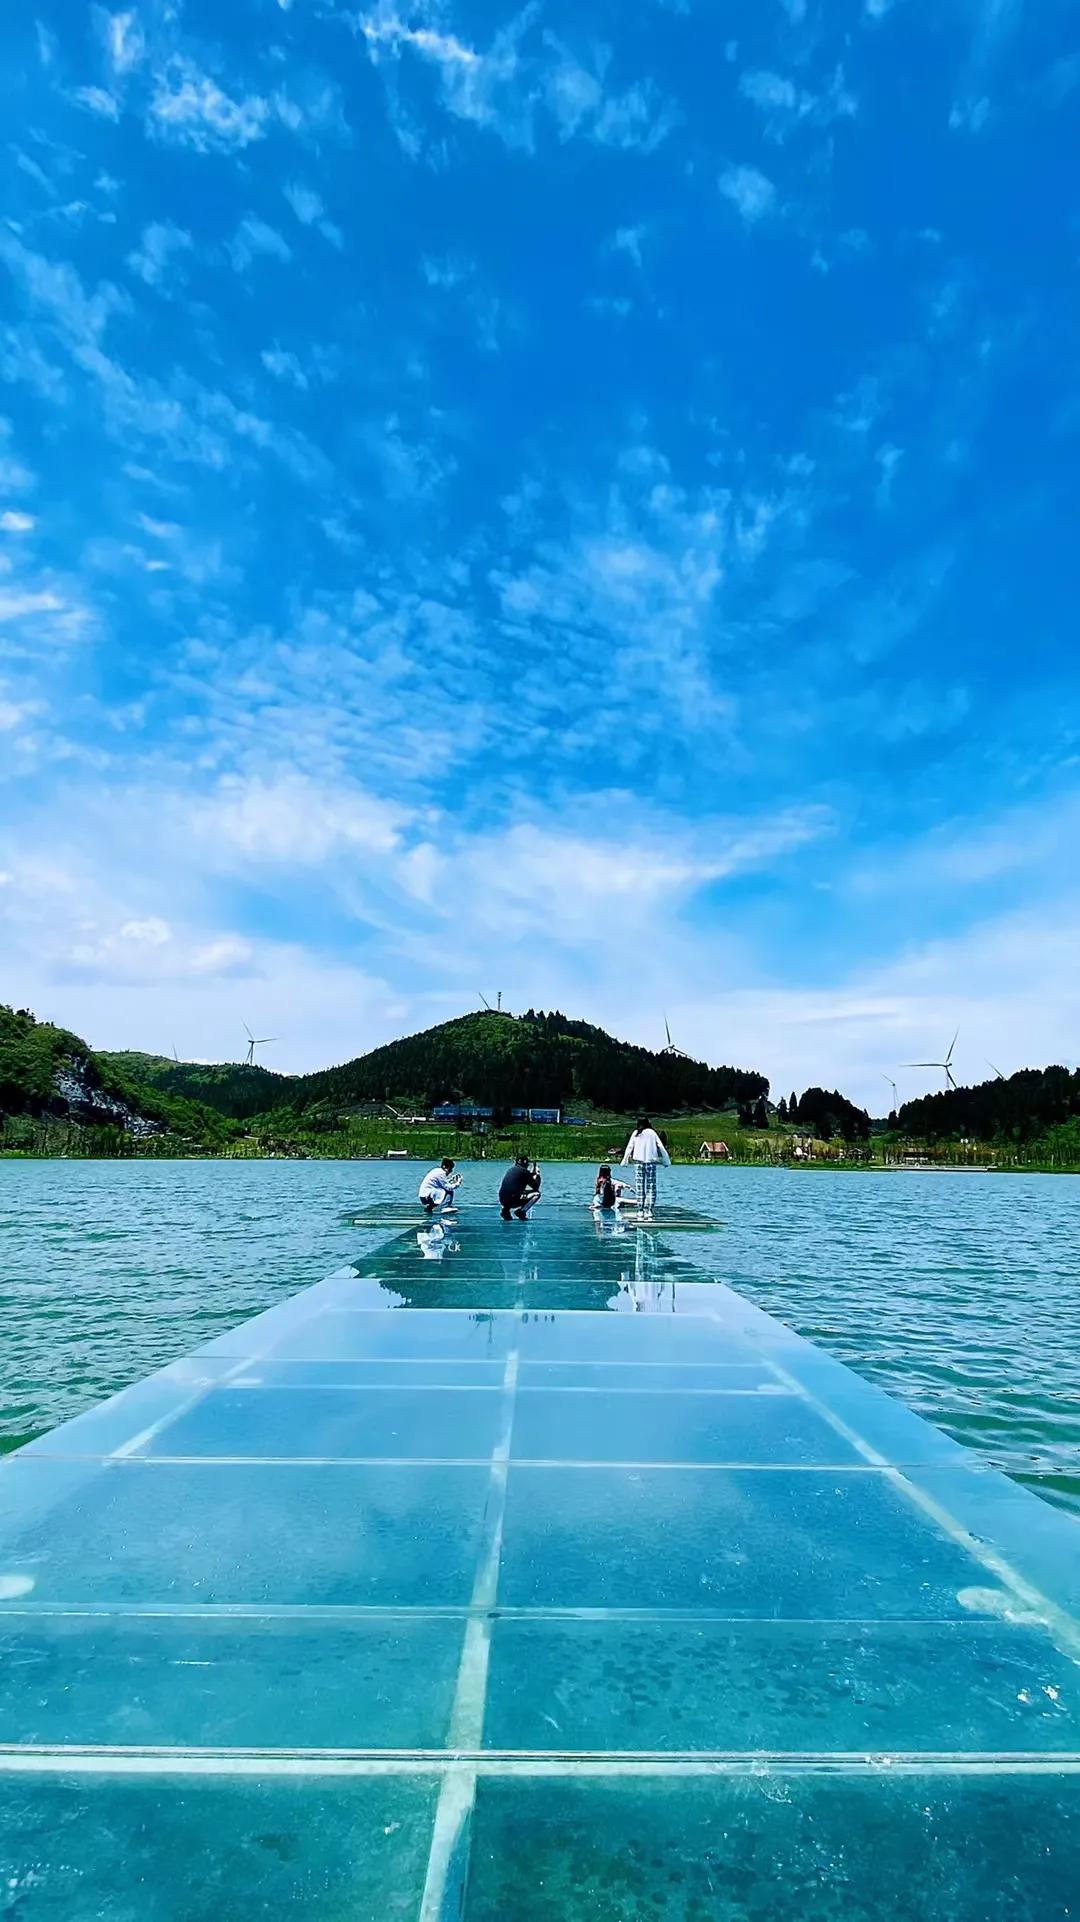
[898,1066,1080,1143]
[284,1010,768,1117]
[0,1007,233,1146]
[100,1052,290,1120]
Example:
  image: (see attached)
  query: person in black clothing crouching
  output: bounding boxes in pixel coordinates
[499,1155,542,1220]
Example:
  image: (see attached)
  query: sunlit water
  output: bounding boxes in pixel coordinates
[1,1159,1078,1514]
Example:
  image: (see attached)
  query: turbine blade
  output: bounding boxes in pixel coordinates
[946,1029,959,1063]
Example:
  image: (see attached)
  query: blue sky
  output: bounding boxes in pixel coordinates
[1,0,1078,1107]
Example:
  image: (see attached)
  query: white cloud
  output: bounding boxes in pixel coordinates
[187,773,410,867]
[0,589,64,622]
[261,346,309,390]
[543,41,675,152]
[228,218,292,272]
[949,95,991,133]
[719,164,776,224]
[284,181,323,225]
[74,86,121,120]
[127,221,192,289]
[282,182,342,249]
[148,58,272,152]
[740,69,800,111]
[739,65,857,138]
[358,9,674,154]
[99,8,145,73]
[119,915,170,945]
[0,694,44,732]
[360,16,480,67]
[611,225,645,269]
[0,511,36,533]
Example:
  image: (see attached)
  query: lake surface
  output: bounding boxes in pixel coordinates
[1,1159,1078,1515]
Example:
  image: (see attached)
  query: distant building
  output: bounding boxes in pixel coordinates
[699,1140,730,1161]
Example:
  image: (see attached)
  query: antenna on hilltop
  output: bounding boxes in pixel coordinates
[661,1014,689,1060]
[243,1021,279,1067]
[905,1029,959,1091]
[479,991,507,1015]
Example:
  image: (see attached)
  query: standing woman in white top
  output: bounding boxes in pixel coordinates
[621,1115,671,1219]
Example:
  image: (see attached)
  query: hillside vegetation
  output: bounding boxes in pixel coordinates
[286,1009,768,1117]
[100,1052,290,1121]
[898,1066,1080,1144]
[0,1007,235,1153]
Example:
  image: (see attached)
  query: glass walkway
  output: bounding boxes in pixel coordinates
[0,1205,1078,1916]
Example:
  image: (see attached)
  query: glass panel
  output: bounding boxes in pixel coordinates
[256,1310,515,1363]
[515,1316,762,1363]
[142,1386,503,1460]
[241,1360,507,1389]
[510,1390,860,1464]
[498,1466,996,1614]
[484,1617,1080,1753]
[0,1773,437,1922]
[0,1460,491,1606]
[0,1613,462,1749]
[17,1358,236,1460]
[517,1362,781,1390]
[464,1774,1080,1921]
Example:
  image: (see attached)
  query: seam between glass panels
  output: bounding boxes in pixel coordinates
[419,1341,520,1921]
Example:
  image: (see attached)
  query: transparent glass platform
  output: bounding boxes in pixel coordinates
[1,1206,1078,1918]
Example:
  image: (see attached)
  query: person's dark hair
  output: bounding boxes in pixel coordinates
[516,1154,530,1166]
[441,1157,455,1171]
[598,1164,611,1178]
[636,1115,650,1130]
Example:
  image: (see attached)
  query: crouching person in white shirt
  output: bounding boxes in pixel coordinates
[418,1157,461,1216]
[620,1116,671,1218]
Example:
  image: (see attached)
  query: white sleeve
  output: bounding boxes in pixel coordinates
[657,1133,672,1165]
[621,1134,635,1166]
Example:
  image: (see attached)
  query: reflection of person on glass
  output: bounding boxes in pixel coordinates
[418,1157,460,1216]
[499,1156,542,1220]
[621,1116,671,1219]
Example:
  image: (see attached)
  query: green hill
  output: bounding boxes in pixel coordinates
[0,1007,234,1151]
[280,1008,768,1119]
[100,1051,290,1121]
[898,1066,1080,1144]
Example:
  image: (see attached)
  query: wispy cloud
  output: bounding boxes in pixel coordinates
[227,217,293,272]
[261,346,309,390]
[718,163,776,223]
[148,57,272,152]
[99,7,145,74]
[127,221,191,289]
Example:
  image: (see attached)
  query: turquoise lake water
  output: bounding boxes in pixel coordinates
[1,1159,1078,1514]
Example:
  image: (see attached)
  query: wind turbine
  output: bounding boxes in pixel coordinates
[661,1015,689,1060]
[905,1030,959,1091]
[986,1060,1006,1081]
[243,1022,279,1067]
[882,1074,899,1112]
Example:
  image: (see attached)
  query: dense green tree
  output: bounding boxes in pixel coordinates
[898,1066,1080,1144]
[795,1087,871,1143]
